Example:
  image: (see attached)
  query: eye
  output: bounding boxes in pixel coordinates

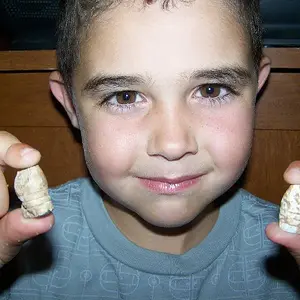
[105,91,144,106]
[115,91,138,104]
[195,84,228,98]
[101,90,147,114]
[191,84,238,107]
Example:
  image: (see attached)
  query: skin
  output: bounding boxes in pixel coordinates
[0,0,299,269]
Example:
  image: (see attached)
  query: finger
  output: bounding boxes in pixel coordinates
[283,161,300,185]
[266,222,300,265]
[4,143,41,170]
[266,222,300,262]
[0,132,41,169]
[0,131,41,218]
[0,131,21,167]
[0,209,54,266]
[0,143,41,216]
[0,144,41,218]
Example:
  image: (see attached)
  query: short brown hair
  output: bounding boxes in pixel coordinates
[56,0,263,100]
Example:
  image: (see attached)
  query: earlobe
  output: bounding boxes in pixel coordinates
[257,56,271,93]
[49,71,80,129]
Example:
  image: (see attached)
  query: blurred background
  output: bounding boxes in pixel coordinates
[0,0,300,51]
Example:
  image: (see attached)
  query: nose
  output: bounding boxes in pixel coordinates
[147,105,198,161]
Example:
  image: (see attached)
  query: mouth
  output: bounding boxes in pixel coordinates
[137,174,203,194]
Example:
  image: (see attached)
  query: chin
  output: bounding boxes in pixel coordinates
[140,208,198,229]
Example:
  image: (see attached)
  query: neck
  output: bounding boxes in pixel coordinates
[103,195,220,255]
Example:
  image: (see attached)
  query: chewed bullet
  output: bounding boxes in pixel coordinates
[14,165,54,218]
[279,185,300,234]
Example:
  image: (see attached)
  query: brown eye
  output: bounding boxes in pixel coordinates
[116,91,137,104]
[199,85,221,98]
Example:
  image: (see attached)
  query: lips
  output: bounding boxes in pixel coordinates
[138,174,202,194]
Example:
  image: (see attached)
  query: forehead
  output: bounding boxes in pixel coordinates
[77,0,251,84]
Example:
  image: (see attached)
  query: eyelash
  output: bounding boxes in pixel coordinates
[192,84,239,107]
[101,91,145,113]
[98,84,239,113]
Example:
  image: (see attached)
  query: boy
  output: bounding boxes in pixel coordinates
[0,0,300,298]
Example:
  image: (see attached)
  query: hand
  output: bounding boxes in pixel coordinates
[0,131,54,266]
[266,161,300,265]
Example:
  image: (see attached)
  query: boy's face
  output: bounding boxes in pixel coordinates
[65,0,269,228]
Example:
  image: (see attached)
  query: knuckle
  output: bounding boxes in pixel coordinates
[0,132,21,157]
[0,131,18,142]
[0,131,9,137]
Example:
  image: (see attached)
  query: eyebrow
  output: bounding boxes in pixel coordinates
[185,67,253,86]
[81,66,253,96]
[82,74,147,96]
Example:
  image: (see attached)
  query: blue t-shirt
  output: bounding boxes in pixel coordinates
[0,177,299,299]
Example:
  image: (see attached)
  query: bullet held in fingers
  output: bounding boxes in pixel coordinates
[14,165,54,218]
[279,185,300,234]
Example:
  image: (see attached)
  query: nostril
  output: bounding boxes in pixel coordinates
[148,139,198,161]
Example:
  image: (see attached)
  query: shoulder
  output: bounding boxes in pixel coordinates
[228,189,280,254]
[48,177,90,210]
[49,177,86,197]
[238,189,279,223]
[46,177,95,231]
[44,177,98,251]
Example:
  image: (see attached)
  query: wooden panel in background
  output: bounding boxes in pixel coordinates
[0,73,68,127]
[0,50,56,71]
[255,73,300,130]
[264,48,300,69]
[244,130,300,204]
[1,127,88,188]
[0,48,299,71]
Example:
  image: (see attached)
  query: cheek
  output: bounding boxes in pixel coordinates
[80,114,141,178]
[205,104,255,172]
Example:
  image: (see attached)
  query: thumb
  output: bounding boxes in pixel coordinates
[266,222,300,264]
[0,209,54,266]
[266,222,300,249]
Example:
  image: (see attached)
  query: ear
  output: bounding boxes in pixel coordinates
[257,55,271,93]
[49,71,80,129]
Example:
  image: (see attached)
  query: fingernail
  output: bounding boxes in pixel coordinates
[289,168,300,179]
[20,147,36,157]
